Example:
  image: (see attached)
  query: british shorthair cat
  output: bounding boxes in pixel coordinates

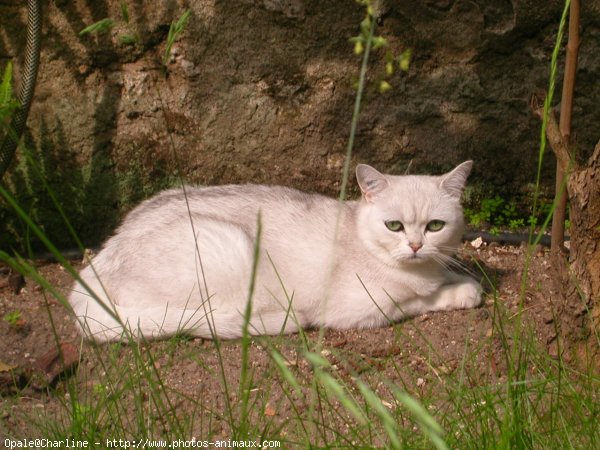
[69,161,482,342]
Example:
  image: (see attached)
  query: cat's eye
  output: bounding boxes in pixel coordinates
[426,220,446,232]
[385,220,404,232]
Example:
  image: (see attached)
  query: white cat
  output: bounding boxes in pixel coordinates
[69,161,482,342]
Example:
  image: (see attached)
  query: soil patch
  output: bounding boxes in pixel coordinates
[0,241,563,441]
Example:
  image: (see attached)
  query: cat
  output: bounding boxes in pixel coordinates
[68,161,482,342]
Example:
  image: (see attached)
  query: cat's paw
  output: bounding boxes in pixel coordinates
[433,278,482,312]
[453,279,483,309]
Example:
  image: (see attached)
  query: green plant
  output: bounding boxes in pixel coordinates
[0,61,20,127]
[465,195,503,227]
[465,195,514,227]
[163,10,191,69]
[79,5,191,70]
[465,195,546,232]
[79,1,139,45]
[0,60,20,157]
[79,18,116,36]
[350,0,411,94]
[3,310,22,327]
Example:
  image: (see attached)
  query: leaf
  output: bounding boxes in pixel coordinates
[3,310,22,326]
[386,61,394,76]
[0,61,19,123]
[0,61,13,105]
[354,40,364,55]
[163,10,191,66]
[399,49,412,72]
[371,36,388,49]
[119,34,138,45]
[0,361,17,372]
[79,18,115,36]
[379,80,392,93]
[174,9,191,33]
[360,17,371,35]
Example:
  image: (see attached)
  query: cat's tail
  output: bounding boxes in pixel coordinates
[68,267,218,343]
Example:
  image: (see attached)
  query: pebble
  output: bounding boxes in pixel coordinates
[470,237,484,249]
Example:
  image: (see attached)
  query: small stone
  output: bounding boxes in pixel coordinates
[470,236,484,249]
[33,342,79,387]
[264,405,276,417]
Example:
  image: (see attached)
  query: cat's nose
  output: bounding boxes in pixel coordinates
[409,242,423,253]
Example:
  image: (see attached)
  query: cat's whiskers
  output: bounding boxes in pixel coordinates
[431,252,478,277]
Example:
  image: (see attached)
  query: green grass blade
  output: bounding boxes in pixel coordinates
[79,18,115,36]
[270,349,302,394]
[357,380,402,450]
[317,371,367,425]
[1,61,14,105]
[304,351,331,369]
[238,212,263,437]
[163,10,191,67]
[0,61,19,122]
[390,385,449,450]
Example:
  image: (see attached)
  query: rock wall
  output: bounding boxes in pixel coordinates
[1,0,599,248]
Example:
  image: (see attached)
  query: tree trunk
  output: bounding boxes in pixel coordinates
[561,139,600,366]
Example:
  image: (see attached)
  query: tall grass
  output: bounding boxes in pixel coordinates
[1,0,599,448]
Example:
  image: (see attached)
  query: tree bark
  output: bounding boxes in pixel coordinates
[563,140,600,365]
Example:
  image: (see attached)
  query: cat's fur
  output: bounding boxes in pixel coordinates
[69,162,482,342]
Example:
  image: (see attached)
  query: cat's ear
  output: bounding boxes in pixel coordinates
[356,164,389,202]
[439,160,473,198]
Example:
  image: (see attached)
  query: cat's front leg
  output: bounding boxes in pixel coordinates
[427,275,483,312]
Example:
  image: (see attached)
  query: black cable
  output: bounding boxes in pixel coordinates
[0,0,42,179]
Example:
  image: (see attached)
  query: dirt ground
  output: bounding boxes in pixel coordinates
[0,239,563,441]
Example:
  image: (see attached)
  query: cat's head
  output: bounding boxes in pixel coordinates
[355,161,472,267]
